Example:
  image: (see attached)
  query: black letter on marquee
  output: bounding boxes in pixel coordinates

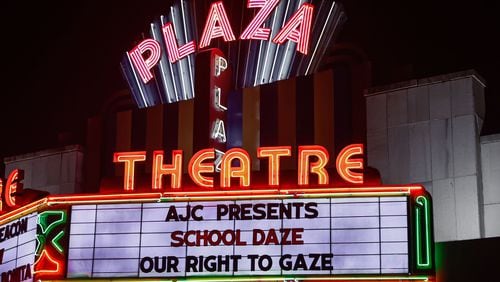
[186,256,199,272]
[165,206,180,221]
[258,255,273,271]
[140,257,154,273]
[247,254,259,271]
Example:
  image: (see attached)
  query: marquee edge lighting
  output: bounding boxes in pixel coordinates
[0,186,423,224]
[0,198,47,224]
[38,275,431,281]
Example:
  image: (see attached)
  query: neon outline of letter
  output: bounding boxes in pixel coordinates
[162,22,196,63]
[199,1,236,48]
[188,149,215,188]
[127,39,162,83]
[336,144,364,184]
[152,150,183,189]
[5,169,24,207]
[272,3,314,55]
[220,148,251,188]
[240,0,281,40]
[298,145,329,185]
[113,151,147,191]
[211,119,227,142]
[257,146,291,186]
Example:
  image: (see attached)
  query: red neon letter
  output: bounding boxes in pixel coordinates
[113,152,146,191]
[199,1,236,48]
[128,39,162,83]
[162,22,196,63]
[240,0,280,40]
[152,150,183,189]
[272,3,314,55]
[257,146,291,186]
[336,144,364,184]
[298,146,329,185]
[189,149,215,188]
[220,148,251,188]
[4,169,24,208]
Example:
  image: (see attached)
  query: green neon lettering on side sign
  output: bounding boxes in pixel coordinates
[415,196,432,269]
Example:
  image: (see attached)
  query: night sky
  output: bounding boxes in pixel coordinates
[1,0,498,158]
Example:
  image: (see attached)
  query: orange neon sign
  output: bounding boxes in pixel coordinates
[258,146,292,186]
[114,144,364,191]
[336,144,364,184]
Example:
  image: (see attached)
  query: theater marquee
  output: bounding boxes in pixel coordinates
[67,196,412,278]
[0,179,434,281]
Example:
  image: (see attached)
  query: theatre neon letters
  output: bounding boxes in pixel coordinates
[114,144,364,191]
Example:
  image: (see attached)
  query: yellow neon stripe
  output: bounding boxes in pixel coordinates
[0,198,47,225]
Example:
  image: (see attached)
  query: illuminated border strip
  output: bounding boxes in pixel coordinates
[415,195,432,269]
[0,186,422,224]
[162,186,422,199]
[47,192,163,205]
[0,198,47,224]
[0,186,432,281]
[44,275,430,281]
[178,276,430,281]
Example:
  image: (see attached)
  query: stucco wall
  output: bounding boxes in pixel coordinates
[3,145,84,195]
[480,134,500,238]
[366,70,487,242]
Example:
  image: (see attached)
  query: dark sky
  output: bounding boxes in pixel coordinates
[1,0,499,158]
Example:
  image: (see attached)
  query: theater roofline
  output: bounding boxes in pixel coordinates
[364,69,486,96]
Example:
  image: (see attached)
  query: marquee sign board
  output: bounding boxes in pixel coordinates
[0,213,37,282]
[0,186,434,281]
[67,196,411,278]
[0,143,434,281]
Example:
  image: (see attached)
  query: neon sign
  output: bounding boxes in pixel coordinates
[121,0,345,107]
[129,0,315,85]
[0,186,433,281]
[0,170,24,213]
[0,213,37,282]
[114,144,364,191]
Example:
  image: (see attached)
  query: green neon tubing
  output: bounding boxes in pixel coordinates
[38,210,67,235]
[35,234,45,255]
[415,196,432,269]
[51,230,65,254]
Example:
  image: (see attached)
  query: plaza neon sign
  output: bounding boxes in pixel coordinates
[114,144,364,191]
[128,0,314,84]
